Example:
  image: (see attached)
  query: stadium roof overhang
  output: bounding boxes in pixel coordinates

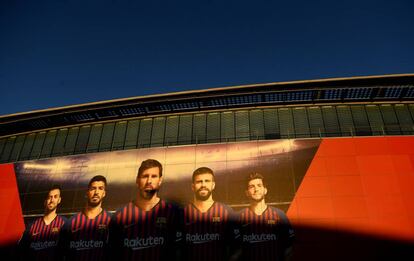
[1,74,413,137]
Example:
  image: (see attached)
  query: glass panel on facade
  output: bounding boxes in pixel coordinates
[0,138,6,158]
[74,126,91,154]
[409,104,414,120]
[235,111,250,141]
[62,127,79,155]
[193,113,206,144]
[336,105,355,136]
[112,121,127,150]
[366,105,385,135]
[278,108,294,138]
[206,113,220,143]
[9,135,25,162]
[293,107,310,138]
[124,120,140,149]
[138,119,152,148]
[178,115,193,145]
[52,129,68,156]
[0,137,16,162]
[394,104,414,134]
[30,132,47,159]
[249,110,265,140]
[351,106,371,136]
[263,109,280,139]
[221,112,235,142]
[380,105,401,135]
[41,130,57,158]
[20,134,36,160]
[99,123,115,152]
[165,116,179,146]
[307,107,324,137]
[151,117,166,147]
[86,124,103,153]
[322,106,341,137]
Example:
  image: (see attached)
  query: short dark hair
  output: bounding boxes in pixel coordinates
[192,167,215,183]
[88,175,107,188]
[137,159,163,178]
[46,184,61,198]
[246,172,266,187]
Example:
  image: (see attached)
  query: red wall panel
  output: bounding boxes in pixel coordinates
[0,164,25,245]
[288,136,414,260]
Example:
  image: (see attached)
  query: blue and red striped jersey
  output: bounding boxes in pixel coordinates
[63,210,111,261]
[182,202,236,261]
[238,206,295,261]
[109,200,180,261]
[19,215,66,261]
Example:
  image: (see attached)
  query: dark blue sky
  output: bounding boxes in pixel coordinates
[1,0,413,116]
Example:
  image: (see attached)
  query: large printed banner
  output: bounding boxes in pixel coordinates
[15,139,319,220]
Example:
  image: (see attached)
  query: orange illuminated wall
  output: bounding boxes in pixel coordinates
[0,164,25,245]
[288,136,414,260]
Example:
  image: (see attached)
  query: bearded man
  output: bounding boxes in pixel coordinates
[63,175,111,260]
[19,185,66,260]
[182,167,236,261]
[109,159,180,260]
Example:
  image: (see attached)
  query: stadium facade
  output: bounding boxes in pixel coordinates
[1,74,414,260]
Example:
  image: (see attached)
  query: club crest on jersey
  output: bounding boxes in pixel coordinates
[156,217,167,228]
[123,222,136,230]
[267,219,276,225]
[156,217,167,224]
[51,227,60,233]
[98,224,107,230]
[212,216,221,223]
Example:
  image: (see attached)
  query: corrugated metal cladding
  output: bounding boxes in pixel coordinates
[1,103,414,163]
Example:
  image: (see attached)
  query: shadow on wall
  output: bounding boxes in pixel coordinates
[1,225,413,261]
[291,224,414,261]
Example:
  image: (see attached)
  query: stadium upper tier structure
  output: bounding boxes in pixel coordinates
[1,74,414,261]
[1,74,413,163]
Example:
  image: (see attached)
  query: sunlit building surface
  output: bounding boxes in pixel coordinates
[1,74,413,260]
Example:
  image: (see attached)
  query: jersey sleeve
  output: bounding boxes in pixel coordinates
[107,210,123,260]
[275,208,295,251]
[223,204,240,259]
[228,207,243,261]
[169,202,184,261]
[17,224,31,261]
[173,203,184,244]
[57,215,71,260]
